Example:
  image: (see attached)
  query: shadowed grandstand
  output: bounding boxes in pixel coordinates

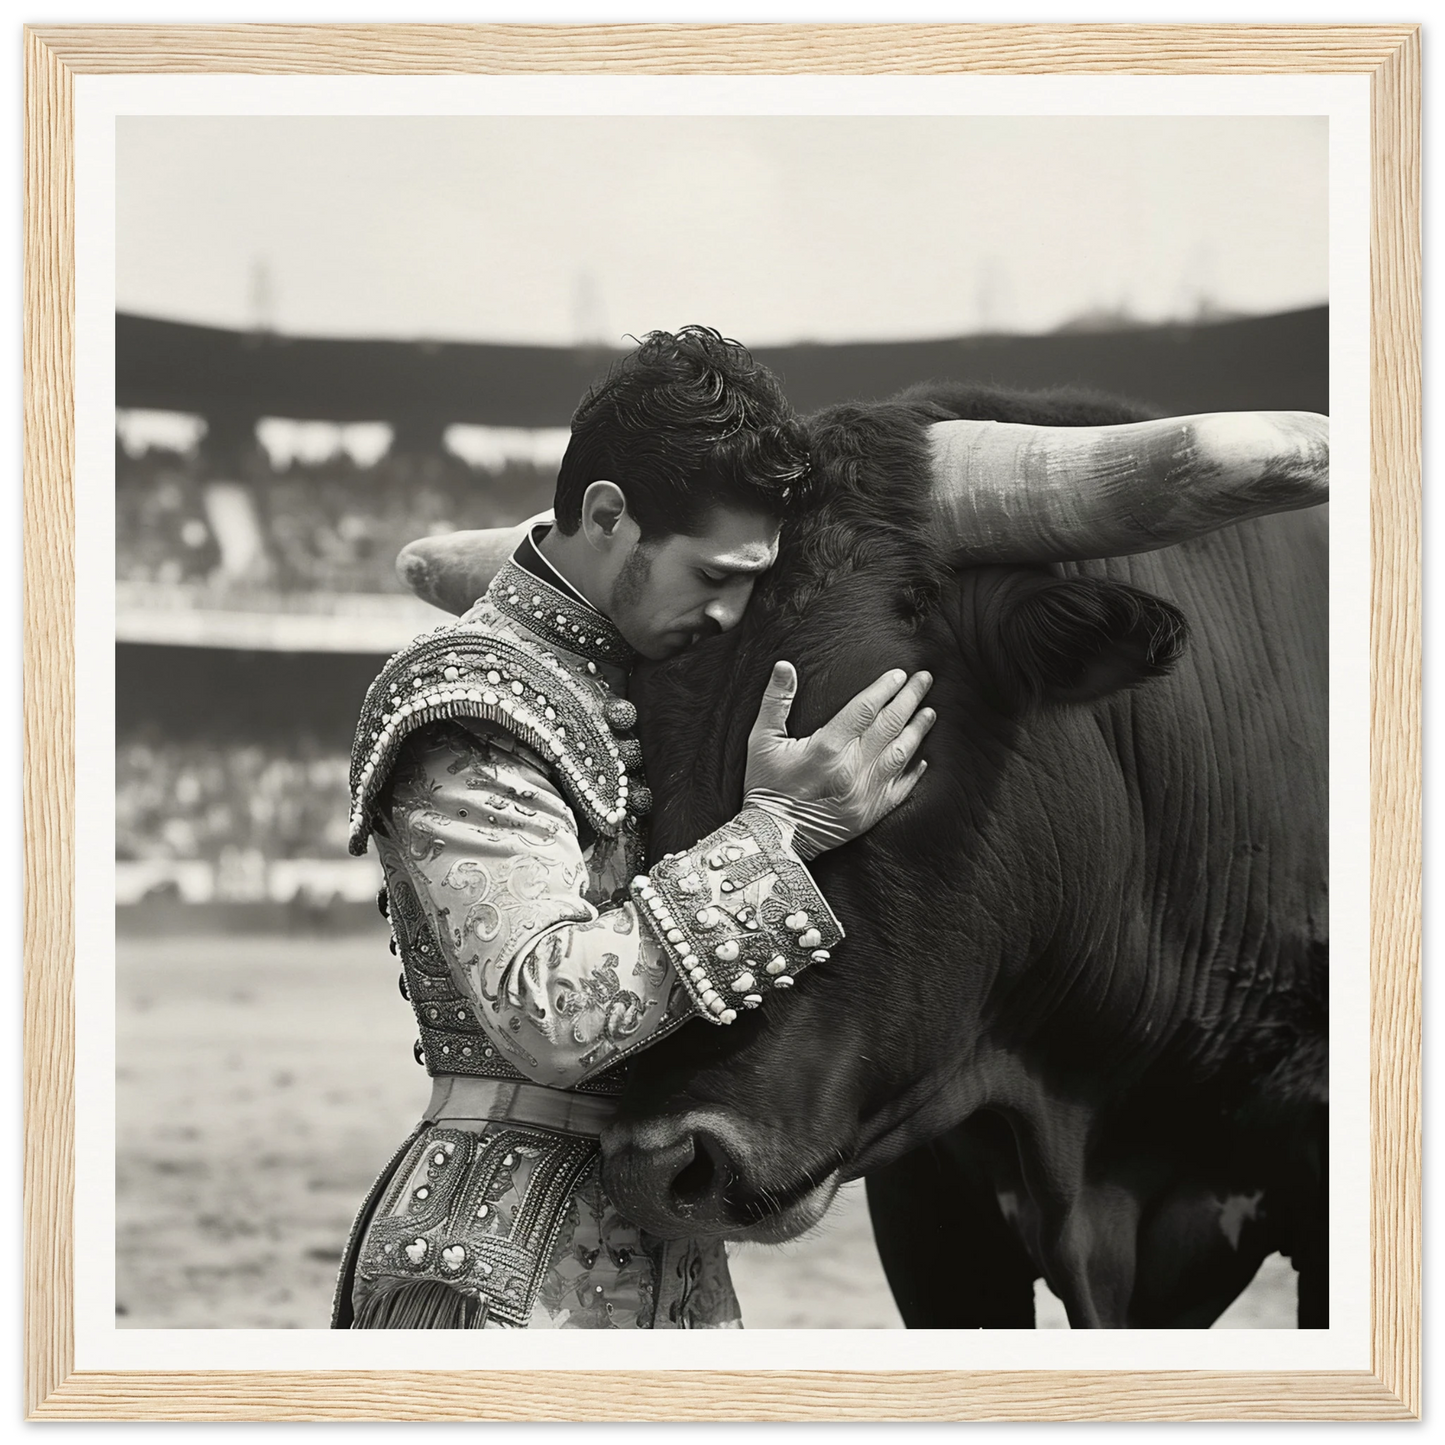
[119,305,1327,434]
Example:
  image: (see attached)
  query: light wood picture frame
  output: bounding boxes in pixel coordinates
[23,22,1420,1422]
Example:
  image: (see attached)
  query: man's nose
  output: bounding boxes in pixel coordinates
[704,584,753,635]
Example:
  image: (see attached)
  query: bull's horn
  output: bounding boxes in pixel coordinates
[928,411,1328,564]
[397,510,553,615]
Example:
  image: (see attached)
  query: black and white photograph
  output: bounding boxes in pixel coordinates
[108,105,1335,1341]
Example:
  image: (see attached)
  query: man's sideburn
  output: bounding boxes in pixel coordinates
[613,538,658,609]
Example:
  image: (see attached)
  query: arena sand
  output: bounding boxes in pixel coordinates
[116,935,1294,1330]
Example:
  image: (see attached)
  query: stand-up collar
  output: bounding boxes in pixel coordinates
[490,526,635,668]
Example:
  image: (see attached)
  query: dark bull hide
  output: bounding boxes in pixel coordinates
[603,382,1328,1329]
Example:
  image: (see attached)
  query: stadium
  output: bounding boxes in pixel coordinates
[116,305,1324,1329]
[118,306,1328,925]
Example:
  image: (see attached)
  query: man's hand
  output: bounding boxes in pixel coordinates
[742,661,935,859]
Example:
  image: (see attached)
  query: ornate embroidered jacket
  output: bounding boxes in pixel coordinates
[333,533,843,1330]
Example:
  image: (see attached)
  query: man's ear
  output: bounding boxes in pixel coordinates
[580,480,628,545]
[990,575,1189,707]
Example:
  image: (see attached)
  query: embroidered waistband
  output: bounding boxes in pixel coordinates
[424,1074,621,1137]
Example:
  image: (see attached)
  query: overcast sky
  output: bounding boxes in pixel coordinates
[117,115,1327,347]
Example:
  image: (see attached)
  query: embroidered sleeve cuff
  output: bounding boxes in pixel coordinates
[629,806,844,1026]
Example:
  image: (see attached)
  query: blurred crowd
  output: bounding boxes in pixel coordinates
[117,734,353,862]
[116,442,553,594]
[115,452,221,585]
[117,420,560,888]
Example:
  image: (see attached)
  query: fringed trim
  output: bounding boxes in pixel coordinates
[351,1277,491,1330]
[330,1120,430,1328]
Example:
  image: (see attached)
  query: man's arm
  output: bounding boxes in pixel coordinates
[377,719,689,1088]
[376,665,935,1083]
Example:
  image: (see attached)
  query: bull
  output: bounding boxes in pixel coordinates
[400,382,1328,1330]
[599,383,1328,1330]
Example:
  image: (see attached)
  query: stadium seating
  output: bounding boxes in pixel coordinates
[117,734,353,863]
[115,448,220,586]
[116,439,553,595]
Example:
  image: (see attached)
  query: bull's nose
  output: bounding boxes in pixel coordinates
[602,1115,744,1239]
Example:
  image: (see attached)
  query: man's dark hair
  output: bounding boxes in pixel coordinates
[553,326,814,540]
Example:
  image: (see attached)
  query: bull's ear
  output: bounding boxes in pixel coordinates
[992,576,1188,707]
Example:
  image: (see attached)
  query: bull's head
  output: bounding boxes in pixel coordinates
[602,391,1196,1241]
[392,382,1327,1246]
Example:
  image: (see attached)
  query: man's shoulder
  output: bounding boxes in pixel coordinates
[347,607,632,856]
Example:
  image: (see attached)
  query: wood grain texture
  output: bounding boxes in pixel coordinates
[23,25,75,1421]
[1367,23,1422,1423]
[24,22,1421,75]
[25,1369,1418,1423]
[22,20,1421,1423]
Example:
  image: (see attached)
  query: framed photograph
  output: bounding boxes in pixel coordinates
[24,22,1419,1422]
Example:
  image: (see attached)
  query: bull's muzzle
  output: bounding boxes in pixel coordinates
[602,1109,840,1243]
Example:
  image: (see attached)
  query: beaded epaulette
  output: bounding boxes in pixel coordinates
[348,624,641,855]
